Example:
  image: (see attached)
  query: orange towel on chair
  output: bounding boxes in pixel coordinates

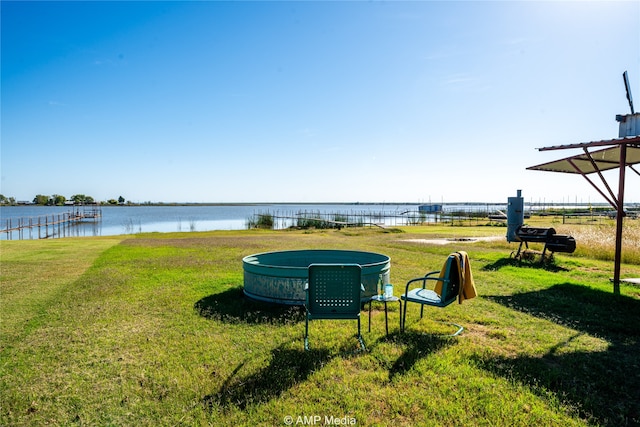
[433,251,477,303]
[457,251,477,303]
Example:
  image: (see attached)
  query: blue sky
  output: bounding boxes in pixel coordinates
[2,1,639,204]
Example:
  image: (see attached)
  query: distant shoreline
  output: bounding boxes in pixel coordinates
[5,201,640,208]
[4,201,635,208]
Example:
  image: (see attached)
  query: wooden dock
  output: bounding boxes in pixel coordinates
[3,206,102,239]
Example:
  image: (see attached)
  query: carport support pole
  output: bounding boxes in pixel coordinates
[613,144,627,295]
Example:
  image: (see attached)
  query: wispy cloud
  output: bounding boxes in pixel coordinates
[441,73,491,93]
[443,74,475,86]
[93,53,126,67]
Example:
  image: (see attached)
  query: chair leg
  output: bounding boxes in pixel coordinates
[401,300,407,333]
[449,323,464,336]
[305,316,365,350]
[401,303,463,336]
[304,316,310,351]
[357,316,365,350]
[434,321,464,337]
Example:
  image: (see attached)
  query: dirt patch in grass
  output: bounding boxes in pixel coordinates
[401,235,504,245]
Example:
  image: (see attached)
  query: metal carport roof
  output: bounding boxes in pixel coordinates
[527,137,640,175]
[527,135,640,293]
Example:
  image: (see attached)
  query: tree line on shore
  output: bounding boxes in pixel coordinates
[0,194,127,206]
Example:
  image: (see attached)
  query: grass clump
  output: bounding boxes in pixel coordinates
[247,213,275,229]
[1,226,639,426]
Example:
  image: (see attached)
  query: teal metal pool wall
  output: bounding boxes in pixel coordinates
[242,249,391,305]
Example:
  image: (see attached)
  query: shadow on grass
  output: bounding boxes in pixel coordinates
[384,331,454,380]
[481,256,569,273]
[203,345,331,411]
[194,286,305,325]
[481,283,640,426]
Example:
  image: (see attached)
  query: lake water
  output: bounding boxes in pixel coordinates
[2,201,631,240]
[1,203,457,240]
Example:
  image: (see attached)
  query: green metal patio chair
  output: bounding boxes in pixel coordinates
[400,253,465,336]
[304,264,365,351]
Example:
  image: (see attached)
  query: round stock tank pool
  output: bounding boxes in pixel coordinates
[242,249,391,305]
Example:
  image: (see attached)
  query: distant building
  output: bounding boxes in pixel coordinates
[418,204,443,213]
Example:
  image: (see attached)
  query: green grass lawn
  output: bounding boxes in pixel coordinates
[1,224,639,426]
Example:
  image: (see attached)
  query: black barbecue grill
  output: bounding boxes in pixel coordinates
[516,227,557,243]
[512,226,576,260]
[506,190,577,262]
[544,234,577,253]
